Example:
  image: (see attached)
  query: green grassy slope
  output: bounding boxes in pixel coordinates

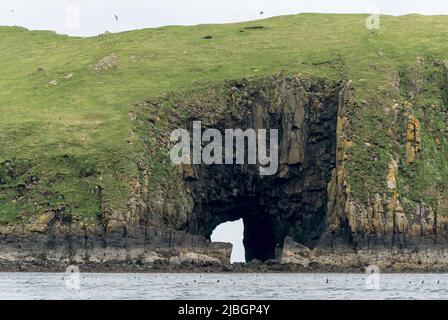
[1,13,448,223]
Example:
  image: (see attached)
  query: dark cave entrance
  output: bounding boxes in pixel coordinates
[243,216,277,262]
[209,214,278,262]
[180,78,340,263]
[206,201,282,262]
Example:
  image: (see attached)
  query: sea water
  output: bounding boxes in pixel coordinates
[0,273,446,300]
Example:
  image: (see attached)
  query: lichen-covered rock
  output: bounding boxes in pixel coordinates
[405,115,421,164]
[281,237,311,266]
[179,252,220,265]
[91,54,118,72]
[26,211,55,234]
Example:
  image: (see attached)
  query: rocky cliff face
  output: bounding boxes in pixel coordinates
[156,76,341,262]
[1,71,447,272]
[131,71,448,271]
[324,84,448,250]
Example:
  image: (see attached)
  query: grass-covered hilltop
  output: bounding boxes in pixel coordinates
[1,13,448,271]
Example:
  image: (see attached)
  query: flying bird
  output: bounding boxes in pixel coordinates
[114,14,119,22]
[260,11,264,15]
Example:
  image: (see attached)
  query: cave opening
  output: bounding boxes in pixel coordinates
[180,78,340,264]
[210,215,278,263]
[243,216,277,262]
[210,219,246,263]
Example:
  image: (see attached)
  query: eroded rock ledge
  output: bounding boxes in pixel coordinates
[1,73,447,272]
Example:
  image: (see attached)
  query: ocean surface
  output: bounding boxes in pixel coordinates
[0,273,446,300]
